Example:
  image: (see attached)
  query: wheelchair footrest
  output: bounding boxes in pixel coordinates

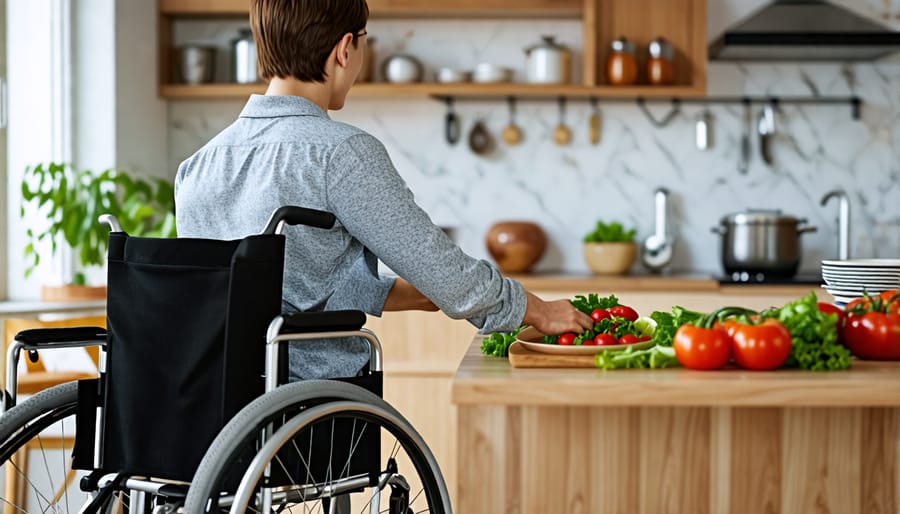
[281,310,366,334]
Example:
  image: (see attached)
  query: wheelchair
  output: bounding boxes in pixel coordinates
[0,206,451,514]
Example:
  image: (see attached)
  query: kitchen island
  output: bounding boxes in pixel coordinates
[451,339,900,514]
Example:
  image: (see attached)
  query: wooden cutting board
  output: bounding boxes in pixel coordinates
[507,342,598,368]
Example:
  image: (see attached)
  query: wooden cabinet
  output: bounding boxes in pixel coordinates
[158,0,707,99]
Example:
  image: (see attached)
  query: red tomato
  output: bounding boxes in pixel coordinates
[730,319,792,370]
[636,335,652,342]
[673,325,731,370]
[842,312,900,360]
[590,308,612,322]
[582,337,598,346]
[593,333,618,346]
[557,333,576,346]
[618,334,639,345]
[608,305,639,321]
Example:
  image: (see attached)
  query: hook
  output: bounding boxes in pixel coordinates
[851,97,862,120]
[637,97,681,128]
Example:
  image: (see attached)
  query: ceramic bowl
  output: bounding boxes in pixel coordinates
[485,221,547,273]
[583,242,638,275]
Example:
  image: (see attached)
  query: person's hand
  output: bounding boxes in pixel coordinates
[522,292,594,335]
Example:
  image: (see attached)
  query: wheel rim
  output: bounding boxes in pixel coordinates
[219,401,445,514]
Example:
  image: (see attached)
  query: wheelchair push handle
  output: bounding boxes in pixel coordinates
[262,206,336,235]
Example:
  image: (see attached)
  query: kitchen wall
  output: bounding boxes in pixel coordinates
[167,0,900,276]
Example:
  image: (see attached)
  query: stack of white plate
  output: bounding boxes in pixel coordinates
[822,259,900,305]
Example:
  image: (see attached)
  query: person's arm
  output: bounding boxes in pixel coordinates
[383,277,439,312]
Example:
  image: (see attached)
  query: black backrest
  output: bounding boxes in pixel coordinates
[98,232,284,481]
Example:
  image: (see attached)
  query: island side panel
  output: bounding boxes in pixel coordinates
[730,408,783,514]
[782,408,862,514]
[860,408,899,514]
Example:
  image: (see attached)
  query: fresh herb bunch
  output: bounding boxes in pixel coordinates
[583,220,637,243]
[480,327,525,358]
[571,293,620,314]
[764,292,851,371]
[595,345,679,369]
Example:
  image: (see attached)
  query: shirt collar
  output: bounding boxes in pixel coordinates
[239,94,331,120]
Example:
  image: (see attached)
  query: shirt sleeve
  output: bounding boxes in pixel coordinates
[325,247,396,316]
[325,133,527,333]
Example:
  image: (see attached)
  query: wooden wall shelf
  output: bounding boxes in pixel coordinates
[158,0,707,100]
[161,82,706,100]
[159,0,583,18]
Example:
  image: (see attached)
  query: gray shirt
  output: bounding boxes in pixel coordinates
[175,94,526,379]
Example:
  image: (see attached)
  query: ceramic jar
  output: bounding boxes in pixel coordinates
[647,37,675,85]
[606,37,637,86]
[485,222,547,274]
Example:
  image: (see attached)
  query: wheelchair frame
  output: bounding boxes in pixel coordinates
[0,206,450,514]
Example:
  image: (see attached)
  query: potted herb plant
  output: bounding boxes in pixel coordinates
[20,162,177,301]
[582,219,638,275]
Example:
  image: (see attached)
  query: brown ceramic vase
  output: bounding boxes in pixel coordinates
[485,221,547,274]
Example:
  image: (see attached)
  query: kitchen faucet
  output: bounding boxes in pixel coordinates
[820,190,851,260]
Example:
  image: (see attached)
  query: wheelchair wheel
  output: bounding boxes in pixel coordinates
[0,382,91,513]
[184,380,451,514]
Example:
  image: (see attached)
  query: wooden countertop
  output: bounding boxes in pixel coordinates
[451,339,900,407]
[507,272,821,293]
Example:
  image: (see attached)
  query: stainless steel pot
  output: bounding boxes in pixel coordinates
[524,35,572,84]
[711,210,817,277]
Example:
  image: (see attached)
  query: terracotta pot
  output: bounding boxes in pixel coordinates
[485,221,547,274]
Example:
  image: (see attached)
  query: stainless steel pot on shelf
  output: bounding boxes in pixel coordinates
[711,209,817,277]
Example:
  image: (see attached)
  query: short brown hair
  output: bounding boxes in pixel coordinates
[251,0,368,82]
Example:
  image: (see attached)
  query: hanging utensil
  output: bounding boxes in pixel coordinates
[469,118,494,155]
[695,108,713,151]
[757,102,775,165]
[589,97,601,145]
[738,100,751,174]
[553,96,572,146]
[445,98,460,145]
[637,98,681,128]
[640,187,675,272]
[501,96,523,146]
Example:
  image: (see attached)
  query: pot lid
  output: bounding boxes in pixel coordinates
[720,209,802,224]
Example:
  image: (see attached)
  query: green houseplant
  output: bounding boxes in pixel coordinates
[582,219,638,275]
[20,162,177,292]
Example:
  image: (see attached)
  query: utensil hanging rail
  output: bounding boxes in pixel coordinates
[637,95,862,120]
[433,95,862,121]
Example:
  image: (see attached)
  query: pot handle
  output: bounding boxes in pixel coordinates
[798,226,818,234]
[710,226,725,235]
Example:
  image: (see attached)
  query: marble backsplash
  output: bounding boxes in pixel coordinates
[168,15,900,276]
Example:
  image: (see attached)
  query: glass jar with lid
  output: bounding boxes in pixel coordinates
[606,36,637,86]
[647,37,675,85]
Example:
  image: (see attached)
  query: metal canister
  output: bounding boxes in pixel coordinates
[231,29,259,84]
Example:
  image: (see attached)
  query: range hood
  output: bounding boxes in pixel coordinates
[709,0,900,61]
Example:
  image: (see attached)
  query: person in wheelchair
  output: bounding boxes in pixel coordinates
[174,0,594,382]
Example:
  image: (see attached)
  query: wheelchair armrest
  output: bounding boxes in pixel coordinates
[14,327,107,348]
[280,311,366,334]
